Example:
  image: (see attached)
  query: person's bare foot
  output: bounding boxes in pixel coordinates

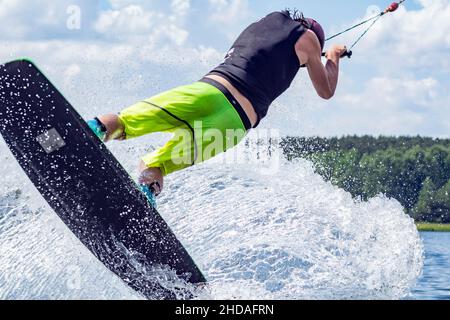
[138,161,164,196]
[97,114,126,142]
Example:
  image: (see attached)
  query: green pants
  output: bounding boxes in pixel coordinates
[119,81,248,176]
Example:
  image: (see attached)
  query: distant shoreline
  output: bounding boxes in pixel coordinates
[416,223,450,232]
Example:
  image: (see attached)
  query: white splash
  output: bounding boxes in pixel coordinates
[0,138,424,300]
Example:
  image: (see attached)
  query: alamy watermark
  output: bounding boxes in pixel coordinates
[67,5,81,30]
[165,122,281,176]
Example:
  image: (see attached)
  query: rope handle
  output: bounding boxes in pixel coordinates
[321,50,353,59]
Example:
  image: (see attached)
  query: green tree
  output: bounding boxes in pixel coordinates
[433,180,450,223]
[280,136,450,223]
[412,177,437,222]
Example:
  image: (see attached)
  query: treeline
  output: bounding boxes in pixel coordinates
[280,136,450,223]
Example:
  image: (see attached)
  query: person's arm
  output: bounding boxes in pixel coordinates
[295,31,346,100]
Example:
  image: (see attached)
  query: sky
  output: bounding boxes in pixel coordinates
[0,0,449,137]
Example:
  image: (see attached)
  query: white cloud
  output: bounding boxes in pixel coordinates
[207,0,253,40]
[209,0,250,25]
[95,0,192,47]
[319,76,448,136]
[94,5,157,37]
[339,77,439,110]
[265,70,450,137]
[171,0,191,18]
[330,0,450,73]
[0,0,193,48]
[0,0,101,40]
[107,0,141,9]
[150,24,189,47]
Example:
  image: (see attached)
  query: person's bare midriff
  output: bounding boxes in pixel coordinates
[205,74,258,128]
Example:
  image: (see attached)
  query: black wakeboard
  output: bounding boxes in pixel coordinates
[0,59,206,300]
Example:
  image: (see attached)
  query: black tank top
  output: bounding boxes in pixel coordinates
[209,11,306,127]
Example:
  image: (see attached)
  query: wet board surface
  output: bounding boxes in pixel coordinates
[0,59,206,300]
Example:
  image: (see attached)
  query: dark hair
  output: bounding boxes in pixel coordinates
[284,8,307,24]
[284,8,325,50]
[286,8,301,19]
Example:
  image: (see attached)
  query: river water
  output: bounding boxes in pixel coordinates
[411,232,450,300]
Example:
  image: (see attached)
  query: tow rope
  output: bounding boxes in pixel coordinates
[317,1,407,61]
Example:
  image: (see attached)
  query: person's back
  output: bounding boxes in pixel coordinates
[210,11,308,126]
